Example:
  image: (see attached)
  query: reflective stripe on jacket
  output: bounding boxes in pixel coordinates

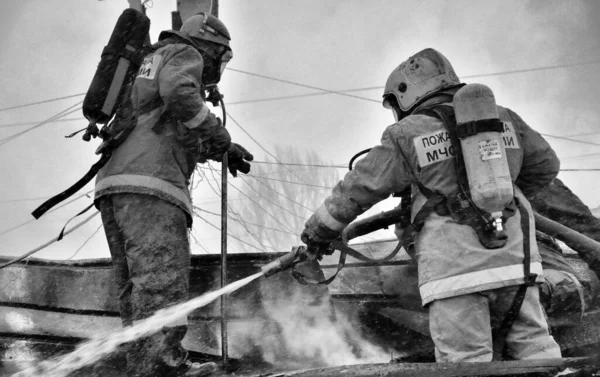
[310,101,560,306]
[95,43,222,221]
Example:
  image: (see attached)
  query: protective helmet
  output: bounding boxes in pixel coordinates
[382,48,460,113]
[159,13,232,84]
[160,13,231,48]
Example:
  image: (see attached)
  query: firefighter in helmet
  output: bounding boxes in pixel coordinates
[300,48,562,362]
[95,13,252,377]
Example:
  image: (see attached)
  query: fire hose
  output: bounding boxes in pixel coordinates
[261,205,408,283]
[261,208,600,284]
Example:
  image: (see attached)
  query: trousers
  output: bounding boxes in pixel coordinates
[99,193,191,376]
[429,285,562,362]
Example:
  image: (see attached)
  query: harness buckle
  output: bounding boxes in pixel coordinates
[524,273,538,286]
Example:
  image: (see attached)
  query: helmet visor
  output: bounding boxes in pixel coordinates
[220,49,233,76]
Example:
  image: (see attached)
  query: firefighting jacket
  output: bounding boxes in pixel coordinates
[307,101,560,306]
[94,43,229,223]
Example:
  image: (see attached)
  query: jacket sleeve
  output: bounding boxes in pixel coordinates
[157,45,231,160]
[509,109,560,199]
[306,125,415,236]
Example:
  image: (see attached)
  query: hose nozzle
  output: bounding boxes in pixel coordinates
[261,246,306,278]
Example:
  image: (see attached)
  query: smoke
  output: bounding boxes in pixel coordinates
[228,268,389,370]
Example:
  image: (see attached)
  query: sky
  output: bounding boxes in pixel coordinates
[0,0,599,261]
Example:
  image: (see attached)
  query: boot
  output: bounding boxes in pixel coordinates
[182,361,218,377]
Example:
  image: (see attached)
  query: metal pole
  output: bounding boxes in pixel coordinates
[220,151,228,366]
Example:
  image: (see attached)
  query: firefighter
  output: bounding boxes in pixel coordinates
[530,178,600,318]
[94,14,252,377]
[300,48,562,362]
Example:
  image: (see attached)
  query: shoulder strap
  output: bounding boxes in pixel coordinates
[416,105,469,190]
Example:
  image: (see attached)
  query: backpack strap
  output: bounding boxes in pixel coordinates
[492,197,537,360]
[31,153,112,219]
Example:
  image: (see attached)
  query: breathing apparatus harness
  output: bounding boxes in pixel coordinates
[389,102,536,359]
[406,105,517,250]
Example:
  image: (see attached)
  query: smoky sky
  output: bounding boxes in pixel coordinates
[0,0,598,260]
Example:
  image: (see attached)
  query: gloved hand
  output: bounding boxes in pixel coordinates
[300,214,339,260]
[197,118,232,162]
[227,143,254,177]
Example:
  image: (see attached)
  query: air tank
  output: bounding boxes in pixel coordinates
[81,8,150,141]
[453,83,513,230]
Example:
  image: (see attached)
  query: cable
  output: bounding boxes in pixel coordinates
[561,152,600,161]
[190,227,210,254]
[240,174,315,213]
[562,130,600,138]
[225,59,600,106]
[238,175,311,219]
[0,117,83,128]
[226,111,314,185]
[541,133,600,148]
[226,68,380,103]
[206,164,309,222]
[225,181,298,233]
[243,174,333,190]
[0,102,83,147]
[461,59,600,80]
[227,87,382,106]
[560,168,600,171]
[0,93,85,113]
[225,203,273,252]
[195,207,297,236]
[196,206,280,252]
[199,164,272,251]
[0,189,94,237]
[194,213,266,253]
[0,196,56,204]
[66,223,103,260]
[252,160,347,169]
[0,211,100,270]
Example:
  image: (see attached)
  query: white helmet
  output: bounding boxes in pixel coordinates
[382,48,460,113]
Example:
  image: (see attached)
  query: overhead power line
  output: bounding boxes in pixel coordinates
[0,211,100,270]
[226,59,600,106]
[253,160,347,169]
[560,168,600,171]
[189,229,211,254]
[541,133,600,148]
[194,213,267,253]
[1,59,597,115]
[562,130,600,138]
[66,223,103,260]
[226,67,380,103]
[0,189,94,237]
[227,87,382,106]
[247,173,333,189]
[0,93,85,113]
[0,117,83,128]
[201,163,271,251]
[461,59,600,79]
[0,102,82,147]
[252,159,600,172]
[226,111,314,185]
[195,207,296,236]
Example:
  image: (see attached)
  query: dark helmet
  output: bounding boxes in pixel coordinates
[159,13,230,48]
[159,13,232,84]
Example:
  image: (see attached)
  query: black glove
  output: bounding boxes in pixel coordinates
[196,117,232,162]
[227,143,253,177]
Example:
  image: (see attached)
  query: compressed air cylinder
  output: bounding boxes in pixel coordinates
[453,83,513,223]
[82,8,150,125]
